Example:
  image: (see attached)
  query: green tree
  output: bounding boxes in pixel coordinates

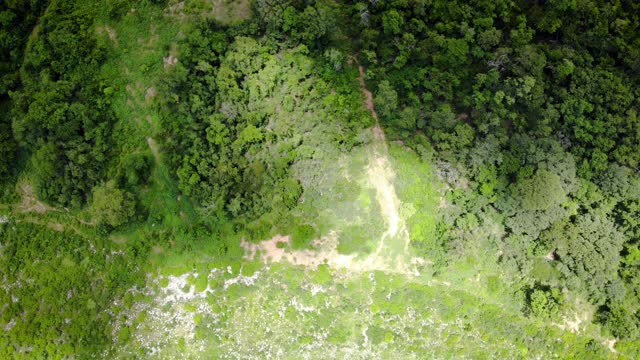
[116,153,152,188]
[515,169,566,212]
[9,0,115,206]
[91,181,135,228]
[529,288,561,318]
[381,9,403,35]
[598,164,640,200]
[0,120,16,180]
[31,142,59,200]
[599,305,639,340]
[552,214,625,304]
[374,80,398,119]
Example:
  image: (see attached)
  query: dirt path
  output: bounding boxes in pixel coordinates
[367,155,411,259]
[147,137,161,163]
[357,61,412,270]
[357,65,377,120]
[357,64,386,141]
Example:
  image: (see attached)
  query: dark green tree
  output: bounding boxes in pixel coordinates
[551,214,625,304]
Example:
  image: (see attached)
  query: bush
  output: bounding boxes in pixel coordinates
[291,224,316,249]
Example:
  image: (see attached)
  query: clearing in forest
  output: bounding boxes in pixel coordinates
[165,0,251,24]
[17,184,58,214]
[241,63,424,275]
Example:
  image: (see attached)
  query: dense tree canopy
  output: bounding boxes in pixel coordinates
[344,0,640,342]
[9,0,115,206]
[161,26,369,234]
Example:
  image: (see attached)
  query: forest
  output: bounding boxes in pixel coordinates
[0,0,639,358]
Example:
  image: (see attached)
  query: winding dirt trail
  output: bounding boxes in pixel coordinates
[357,63,413,270]
[357,65,385,141]
[357,65,377,119]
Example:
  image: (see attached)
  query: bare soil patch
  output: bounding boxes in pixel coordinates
[163,43,179,70]
[372,125,385,141]
[163,54,178,69]
[145,87,157,103]
[603,338,617,353]
[17,184,57,214]
[544,251,556,261]
[242,231,424,275]
[438,196,448,209]
[97,25,118,46]
[553,310,589,333]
